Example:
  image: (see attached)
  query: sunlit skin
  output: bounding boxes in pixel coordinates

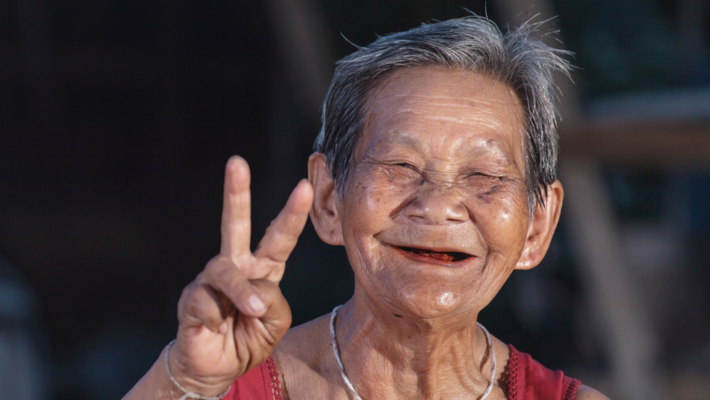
[282,67,552,399]
[124,67,607,400]
[341,67,532,322]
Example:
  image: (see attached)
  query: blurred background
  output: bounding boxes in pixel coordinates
[0,0,708,399]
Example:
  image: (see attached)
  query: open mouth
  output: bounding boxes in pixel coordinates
[396,246,473,262]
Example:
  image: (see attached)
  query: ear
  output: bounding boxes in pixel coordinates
[515,180,564,270]
[308,153,344,246]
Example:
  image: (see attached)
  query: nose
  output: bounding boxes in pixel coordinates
[404,184,470,224]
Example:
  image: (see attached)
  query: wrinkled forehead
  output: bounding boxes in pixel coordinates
[355,66,527,164]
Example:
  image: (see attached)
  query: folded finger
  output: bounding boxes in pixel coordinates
[220,156,252,258]
[178,283,229,334]
[203,256,268,318]
[254,179,313,263]
[248,279,292,340]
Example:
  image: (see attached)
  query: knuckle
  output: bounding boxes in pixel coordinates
[186,290,214,319]
[177,281,199,313]
[230,279,252,298]
[204,256,231,281]
[251,279,280,299]
[264,224,278,238]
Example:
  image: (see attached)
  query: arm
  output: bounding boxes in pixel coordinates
[123,346,183,399]
[123,156,312,399]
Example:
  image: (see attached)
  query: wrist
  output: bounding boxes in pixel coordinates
[166,341,233,399]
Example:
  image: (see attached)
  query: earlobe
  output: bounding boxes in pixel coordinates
[308,153,345,246]
[515,181,564,271]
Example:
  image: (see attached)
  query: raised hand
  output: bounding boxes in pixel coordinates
[168,156,313,396]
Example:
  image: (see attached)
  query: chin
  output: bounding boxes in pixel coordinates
[377,277,476,320]
[351,245,487,320]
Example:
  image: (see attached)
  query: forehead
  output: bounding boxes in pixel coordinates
[359,67,526,160]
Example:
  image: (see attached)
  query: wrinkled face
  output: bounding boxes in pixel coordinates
[339,67,530,319]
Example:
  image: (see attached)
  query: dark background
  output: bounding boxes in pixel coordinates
[0,1,709,399]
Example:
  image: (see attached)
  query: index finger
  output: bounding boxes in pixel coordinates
[254,179,314,263]
[220,156,252,258]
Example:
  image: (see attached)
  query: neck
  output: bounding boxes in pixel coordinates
[334,285,494,400]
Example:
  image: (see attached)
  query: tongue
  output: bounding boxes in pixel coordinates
[411,248,455,262]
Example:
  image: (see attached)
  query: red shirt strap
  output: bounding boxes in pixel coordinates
[224,355,281,400]
[505,345,581,400]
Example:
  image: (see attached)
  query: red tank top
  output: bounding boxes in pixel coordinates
[224,345,581,400]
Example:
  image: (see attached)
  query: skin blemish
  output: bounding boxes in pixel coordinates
[335,67,532,326]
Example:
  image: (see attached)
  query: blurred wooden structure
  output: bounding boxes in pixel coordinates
[494,1,710,400]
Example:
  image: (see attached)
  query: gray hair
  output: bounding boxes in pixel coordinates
[314,14,572,210]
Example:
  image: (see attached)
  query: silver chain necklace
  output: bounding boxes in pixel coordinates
[330,305,497,400]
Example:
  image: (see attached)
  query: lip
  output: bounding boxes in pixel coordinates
[387,243,476,267]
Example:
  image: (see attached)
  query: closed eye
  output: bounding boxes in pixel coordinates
[467,172,507,181]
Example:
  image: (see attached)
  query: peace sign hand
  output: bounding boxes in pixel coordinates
[169,156,313,396]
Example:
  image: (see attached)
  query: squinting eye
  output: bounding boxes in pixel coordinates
[397,163,412,169]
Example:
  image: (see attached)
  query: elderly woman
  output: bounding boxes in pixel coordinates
[125,16,607,400]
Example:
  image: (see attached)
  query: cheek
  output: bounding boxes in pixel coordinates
[471,184,529,254]
[343,167,415,229]
[340,168,418,276]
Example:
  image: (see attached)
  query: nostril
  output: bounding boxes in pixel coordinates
[403,189,469,224]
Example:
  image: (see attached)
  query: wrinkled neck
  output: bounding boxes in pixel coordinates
[332,284,494,400]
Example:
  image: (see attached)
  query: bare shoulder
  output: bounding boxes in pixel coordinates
[575,384,610,400]
[272,313,336,399]
[276,313,331,364]
[489,333,511,382]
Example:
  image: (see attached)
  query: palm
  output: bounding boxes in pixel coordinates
[171,156,313,393]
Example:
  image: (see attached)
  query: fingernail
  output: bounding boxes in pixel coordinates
[248,294,266,313]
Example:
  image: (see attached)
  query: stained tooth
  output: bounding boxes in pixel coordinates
[400,246,464,262]
[412,248,455,262]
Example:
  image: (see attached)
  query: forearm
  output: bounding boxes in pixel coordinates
[122,346,185,400]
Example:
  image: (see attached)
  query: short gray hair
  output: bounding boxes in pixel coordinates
[314,14,572,210]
